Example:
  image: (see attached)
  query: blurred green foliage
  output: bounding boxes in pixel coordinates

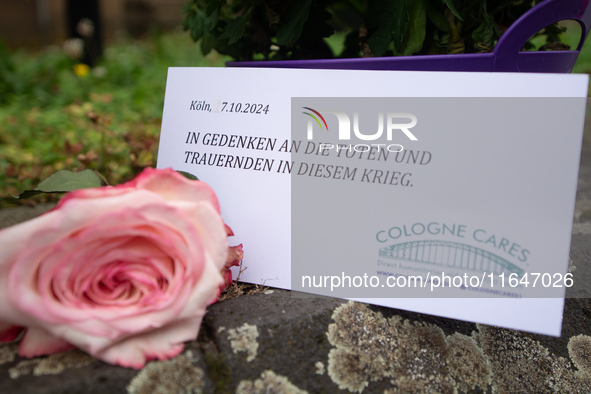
[182,0,565,61]
[0,32,228,208]
[1,20,589,209]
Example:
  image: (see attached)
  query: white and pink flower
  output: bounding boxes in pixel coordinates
[0,168,241,368]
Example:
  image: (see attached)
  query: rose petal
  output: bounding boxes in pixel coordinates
[225,224,235,237]
[226,244,243,268]
[134,168,221,213]
[173,201,228,272]
[19,327,75,358]
[218,243,243,295]
[177,255,224,317]
[0,212,69,328]
[96,317,200,369]
[219,268,233,295]
[0,323,24,342]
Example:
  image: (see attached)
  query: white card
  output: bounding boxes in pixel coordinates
[157,67,588,336]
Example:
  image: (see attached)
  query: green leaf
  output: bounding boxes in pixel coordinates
[181,3,195,31]
[189,9,206,42]
[472,2,495,49]
[301,6,334,40]
[472,20,494,46]
[201,34,216,55]
[219,7,252,44]
[401,0,427,55]
[277,0,313,46]
[427,4,449,32]
[14,169,104,199]
[205,0,224,16]
[367,0,409,56]
[345,0,366,14]
[340,30,363,58]
[12,190,44,200]
[204,8,219,31]
[36,169,104,191]
[181,0,193,15]
[177,170,199,181]
[443,0,463,22]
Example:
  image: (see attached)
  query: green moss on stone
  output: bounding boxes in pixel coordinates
[204,352,232,394]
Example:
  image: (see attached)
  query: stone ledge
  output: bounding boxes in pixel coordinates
[0,144,590,392]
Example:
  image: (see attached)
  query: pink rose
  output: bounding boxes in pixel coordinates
[0,168,234,368]
[220,225,244,294]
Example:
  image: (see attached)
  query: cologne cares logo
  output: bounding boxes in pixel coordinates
[301,107,418,142]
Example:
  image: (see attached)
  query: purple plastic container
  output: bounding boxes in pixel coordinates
[226,0,591,73]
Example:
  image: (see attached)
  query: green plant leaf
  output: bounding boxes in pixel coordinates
[201,34,216,55]
[204,8,219,31]
[177,170,199,180]
[219,7,252,44]
[181,0,193,15]
[36,169,104,191]
[472,2,495,49]
[301,5,334,41]
[189,9,206,42]
[205,0,224,16]
[277,0,313,46]
[443,0,463,22]
[401,0,427,55]
[427,4,449,32]
[367,0,409,56]
[472,20,494,47]
[14,169,104,199]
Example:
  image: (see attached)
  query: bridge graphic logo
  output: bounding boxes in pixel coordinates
[379,240,524,275]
